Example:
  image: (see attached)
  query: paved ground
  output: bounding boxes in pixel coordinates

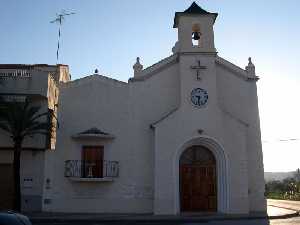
[267,205,296,217]
[31,218,300,225]
[30,200,300,225]
[268,199,300,212]
[271,217,300,224]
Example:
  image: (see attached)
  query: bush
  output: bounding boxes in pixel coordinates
[265,178,300,201]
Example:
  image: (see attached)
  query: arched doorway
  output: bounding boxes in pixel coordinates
[180,145,217,212]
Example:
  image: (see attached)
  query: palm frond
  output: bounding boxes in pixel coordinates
[24,105,41,120]
[26,112,49,125]
[24,131,50,138]
[0,122,11,133]
[0,100,54,144]
[23,122,50,135]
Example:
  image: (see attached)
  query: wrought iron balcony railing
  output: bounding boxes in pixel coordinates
[64,160,119,178]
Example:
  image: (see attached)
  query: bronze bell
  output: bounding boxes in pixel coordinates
[192,31,200,40]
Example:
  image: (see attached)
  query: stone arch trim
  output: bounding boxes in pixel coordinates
[173,135,229,214]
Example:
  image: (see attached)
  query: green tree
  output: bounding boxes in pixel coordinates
[0,99,52,211]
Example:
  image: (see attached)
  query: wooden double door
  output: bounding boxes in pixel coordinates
[180,146,217,212]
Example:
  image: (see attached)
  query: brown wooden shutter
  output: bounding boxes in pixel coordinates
[82,146,103,178]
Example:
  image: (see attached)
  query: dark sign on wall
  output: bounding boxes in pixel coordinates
[1,95,27,102]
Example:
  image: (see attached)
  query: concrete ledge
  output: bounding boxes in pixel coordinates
[68,177,114,182]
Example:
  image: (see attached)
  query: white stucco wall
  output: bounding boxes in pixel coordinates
[216,64,266,212]
[43,63,180,213]
[42,51,265,215]
[151,53,257,215]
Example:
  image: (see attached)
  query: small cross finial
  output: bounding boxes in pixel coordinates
[133,56,143,77]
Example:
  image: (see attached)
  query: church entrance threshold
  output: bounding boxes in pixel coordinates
[180,146,217,212]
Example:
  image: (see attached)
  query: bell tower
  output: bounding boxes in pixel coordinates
[173,2,218,53]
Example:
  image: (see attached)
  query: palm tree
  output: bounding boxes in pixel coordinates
[0,98,53,211]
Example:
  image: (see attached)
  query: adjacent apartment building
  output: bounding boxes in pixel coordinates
[0,64,70,211]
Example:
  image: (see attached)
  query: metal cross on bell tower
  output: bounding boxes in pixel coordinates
[191,60,207,80]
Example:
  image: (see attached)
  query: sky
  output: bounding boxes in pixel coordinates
[0,0,300,172]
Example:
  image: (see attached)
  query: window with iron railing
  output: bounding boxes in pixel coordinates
[64,160,119,178]
[64,146,119,178]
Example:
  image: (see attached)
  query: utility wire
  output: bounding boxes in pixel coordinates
[262,138,300,143]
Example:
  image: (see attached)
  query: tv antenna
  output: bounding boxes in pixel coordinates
[50,10,75,63]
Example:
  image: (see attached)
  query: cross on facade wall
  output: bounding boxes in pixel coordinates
[191,60,206,80]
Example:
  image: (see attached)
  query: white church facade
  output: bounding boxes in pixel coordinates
[0,2,266,215]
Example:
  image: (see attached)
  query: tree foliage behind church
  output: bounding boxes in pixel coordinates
[265,169,300,200]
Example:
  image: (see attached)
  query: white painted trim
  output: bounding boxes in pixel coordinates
[173,135,229,214]
[71,134,115,140]
[216,57,259,82]
[129,54,178,82]
[61,74,128,89]
[150,107,179,128]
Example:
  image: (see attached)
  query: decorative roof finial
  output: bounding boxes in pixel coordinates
[246,57,255,76]
[94,68,99,74]
[133,57,143,77]
[248,57,253,65]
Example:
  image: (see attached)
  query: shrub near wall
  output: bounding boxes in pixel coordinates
[265,177,300,201]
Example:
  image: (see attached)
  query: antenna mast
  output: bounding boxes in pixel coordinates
[50,10,75,64]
